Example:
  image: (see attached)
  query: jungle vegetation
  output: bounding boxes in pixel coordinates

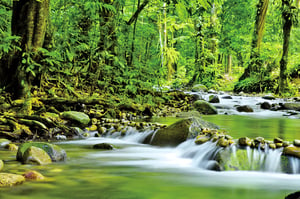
[0,0,299,106]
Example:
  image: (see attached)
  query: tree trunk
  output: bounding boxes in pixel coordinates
[239,0,269,81]
[0,0,49,102]
[279,0,293,94]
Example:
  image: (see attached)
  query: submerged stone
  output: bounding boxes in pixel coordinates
[23,170,45,181]
[0,173,25,187]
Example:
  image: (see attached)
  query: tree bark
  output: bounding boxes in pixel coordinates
[239,0,269,81]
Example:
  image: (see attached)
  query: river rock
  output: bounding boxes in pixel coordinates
[22,146,52,165]
[5,143,18,152]
[222,95,233,99]
[262,95,276,100]
[193,100,218,115]
[0,160,3,171]
[0,138,11,148]
[0,173,25,187]
[145,117,219,147]
[260,102,271,110]
[274,137,283,143]
[208,95,220,103]
[285,191,300,199]
[236,105,254,112]
[93,143,114,150]
[238,137,252,147]
[269,143,276,149]
[283,145,300,158]
[217,137,230,147]
[61,111,90,126]
[23,170,45,181]
[281,103,300,111]
[195,135,211,145]
[17,142,67,162]
[191,84,208,92]
[293,140,300,147]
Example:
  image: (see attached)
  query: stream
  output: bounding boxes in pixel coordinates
[1,93,300,199]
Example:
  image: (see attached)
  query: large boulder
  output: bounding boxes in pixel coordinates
[193,100,218,115]
[0,173,25,187]
[281,103,300,111]
[17,142,67,162]
[145,117,219,147]
[191,84,208,92]
[61,111,90,126]
[236,105,254,112]
[22,146,52,165]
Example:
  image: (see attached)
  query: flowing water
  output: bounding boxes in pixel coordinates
[1,93,300,199]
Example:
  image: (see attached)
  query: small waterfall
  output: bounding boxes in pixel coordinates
[289,157,300,174]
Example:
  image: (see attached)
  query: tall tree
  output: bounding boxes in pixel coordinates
[239,0,269,81]
[0,0,50,105]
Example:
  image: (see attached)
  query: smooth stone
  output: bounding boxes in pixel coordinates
[195,135,211,145]
[193,100,218,115]
[293,140,300,147]
[236,105,254,113]
[260,102,271,109]
[238,137,252,146]
[222,95,233,99]
[0,173,25,187]
[5,143,18,152]
[17,142,67,162]
[0,138,11,148]
[283,145,300,158]
[23,170,45,181]
[285,191,300,199]
[61,111,90,125]
[22,146,52,165]
[208,95,220,103]
[217,137,229,147]
[93,143,114,150]
[274,137,283,143]
[269,143,276,149]
[282,103,300,111]
[262,95,276,100]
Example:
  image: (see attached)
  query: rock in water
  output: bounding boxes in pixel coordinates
[146,117,219,147]
[23,170,45,180]
[93,143,114,150]
[209,95,220,103]
[0,138,11,148]
[281,103,300,111]
[236,105,254,112]
[285,191,300,199]
[260,102,271,110]
[17,142,67,162]
[193,100,218,115]
[61,111,90,126]
[283,145,300,158]
[0,173,25,187]
[22,146,52,165]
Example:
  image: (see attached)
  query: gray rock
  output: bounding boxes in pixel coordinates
[236,105,254,112]
[61,111,90,126]
[193,100,218,115]
[281,103,300,111]
[209,95,220,103]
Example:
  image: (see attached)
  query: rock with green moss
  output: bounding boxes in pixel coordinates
[5,144,18,152]
[93,143,114,150]
[61,111,90,126]
[283,145,300,158]
[191,84,208,92]
[22,146,52,165]
[282,103,300,111]
[195,135,211,145]
[238,137,252,147]
[23,170,45,180]
[0,173,25,187]
[17,142,67,162]
[193,100,218,115]
[0,138,11,148]
[146,117,219,147]
[0,160,3,171]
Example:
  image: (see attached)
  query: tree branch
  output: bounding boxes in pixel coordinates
[126,0,149,25]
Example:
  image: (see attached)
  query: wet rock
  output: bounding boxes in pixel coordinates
[285,191,300,199]
[195,135,211,145]
[22,146,52,165]
[281,103,300,111]
[4,144,18,152]
[274,137,283,144]
[253,137,265,148]
[23,170,45,181]
[191,84,208,92]
[262,95,276,100]
[0,160,3,171]
[236,105,254,113]
[283,145,300,158]
[217,137,230,147]
[0,173,25,187]
[146,117,219,147]
[269,143,276,149]
[206,160,222,171]
[238,137,252,147]
[293,140,300,147]
[283,141,290,147]
[17,142,67,162]
[193,100,218,115]
[61,111,90,126]
[93,143,114,150]
[208,95,220,103]
[260,102,271,110]
[0,138,11,148]
[208,89,217,94]
[222,95,233,99]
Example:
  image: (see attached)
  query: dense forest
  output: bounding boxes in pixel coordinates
[0,0,299,105]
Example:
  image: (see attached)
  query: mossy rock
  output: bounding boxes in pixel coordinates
[61,111,90,126]
[0,173,25,187]
[23,170,45,181]
[0,160,3,171]
[145,117,219,147]
[17,142,67,162]
[22,146,52,165]
[208,95,220,103]
[93,143,114,150]
[191,84,208,92]
[238,137,252,147]
[283,145,300,158]
[193,100,218,115]
[195,135,211,145]
[282,103,300,111]
[5,144,18,152]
